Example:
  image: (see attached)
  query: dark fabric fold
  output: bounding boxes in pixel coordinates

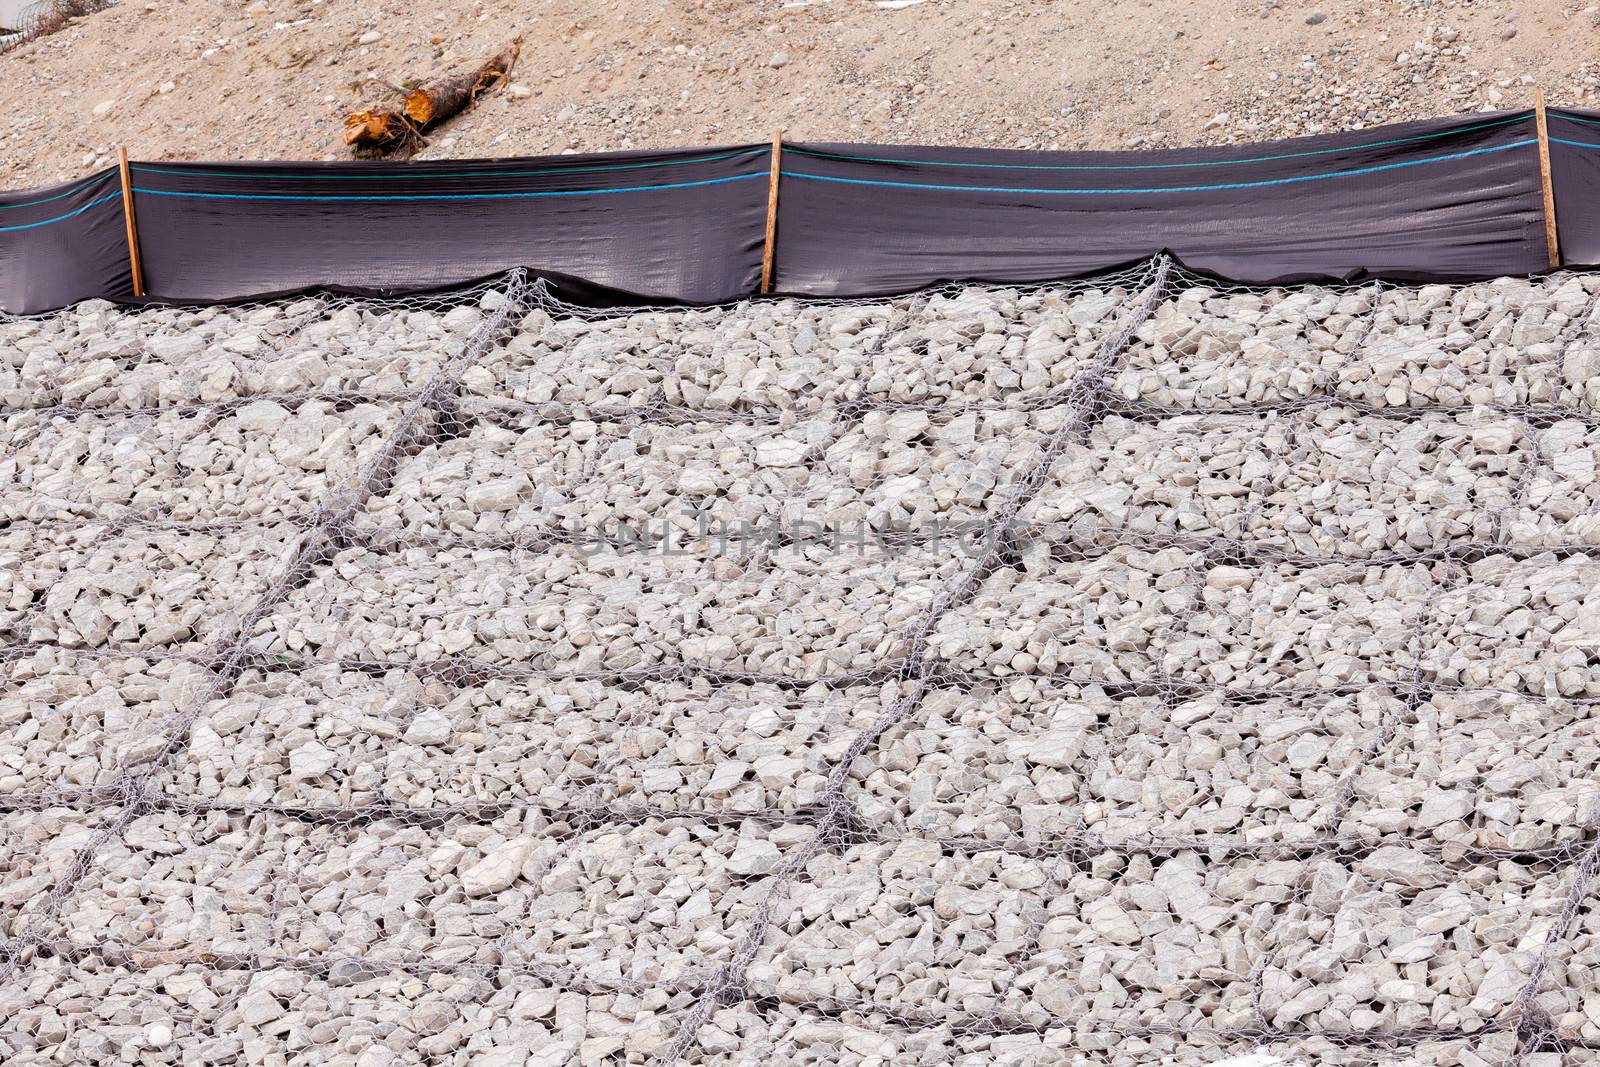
[0,169,133,314]
[125,148,770,306]
[775,111,1546,294]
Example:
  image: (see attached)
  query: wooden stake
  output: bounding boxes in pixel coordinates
[1534,87,1561,271]
[116,146,145,297]
[760,130,783,295]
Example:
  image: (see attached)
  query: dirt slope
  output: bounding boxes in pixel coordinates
[1,0,1598,189]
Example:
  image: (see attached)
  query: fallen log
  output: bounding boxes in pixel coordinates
[342,107,412,152]
[405,39,521,125]
[343,38,521,155]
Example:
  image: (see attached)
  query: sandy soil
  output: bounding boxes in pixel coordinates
[1,0,1598,189]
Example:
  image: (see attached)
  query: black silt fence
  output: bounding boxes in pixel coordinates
[3,107,1599,315]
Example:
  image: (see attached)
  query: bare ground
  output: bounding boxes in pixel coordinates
[1,0,1598,189]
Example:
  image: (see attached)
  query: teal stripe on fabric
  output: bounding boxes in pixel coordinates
[788,115,1531,173]
[132,148,767,182]
[130,172,766,202]
[0,191,121,233]
[1552,112,1600,130]
[0,173,114,212]
[780,139,1536,195]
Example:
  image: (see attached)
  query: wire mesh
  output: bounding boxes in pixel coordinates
[4,261,1600,1065]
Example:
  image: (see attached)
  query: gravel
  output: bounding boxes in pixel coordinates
[1514,419,1600,545]
[1345,690,1600,851]
[0,521,305,653]
[686,1003,1508,1066]
[861,679,1155,842]
[930,548,1432,688]
[474,281,1135,413]
[1422,554,1600,697]
[168,664,912,815]
[859,679,1599,850]
[7,273,1600,1063]
[67,808,792,990]
[0,648,210,793]
[1085,687,1398,845]
[0,956,696,1064]
[0,401,400,522]
[1111,283,1375,409]
[1559,895,1600,1048]
[750,843,1576,1038]
[252,541,959,676]
[1027,408,1533,555]
[363,407,847,538]
[0,806,107,944]
[361,402,1070,541]
[1112,276,1600,413]
[1352,278,1600,410]
[0,297,484,413]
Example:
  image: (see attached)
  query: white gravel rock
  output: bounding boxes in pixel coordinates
[0,401,397,522]
[1510,419,1600,546]
[9,275,1600,1063]
[1084,687,1400,844]
[1110,275,1600,415]
[0,293,495,412]
[751,840,1073,1019]
[365,408,843,538]
[1556,888,1600,1045]
[690,1004,1487,1067]
[1261,851,1576,1036]
[1422,553,1600,697]
[726,834,783,877]
[1032,409,1529,556]
[0,648,210,792]
[1347,277,1600,409]
[754,842,1574,1037]
[931,547,1431,688]
[860,679,1138,842]
[0,806,104,942]
[287,741,338,779]
[460,837,534,896]
[366,402,1069,541]
[70,810,793,986]
[172,666,910,814]
[0,522,305,653]
[254,543,958,677]
[0,956,693,1064]
[1111,283,1372,408]
[1344,690,1600,849]
[402,707,453,746]
[477,281,1137,413]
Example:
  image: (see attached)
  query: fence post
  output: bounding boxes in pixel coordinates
[116,146,146,297]
[760,129,783,295]
[1534,88,1560,271]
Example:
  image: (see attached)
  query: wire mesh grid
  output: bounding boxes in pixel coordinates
[4,260,1600,1064]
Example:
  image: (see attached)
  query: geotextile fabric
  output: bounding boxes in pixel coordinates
[2,109,1598,314]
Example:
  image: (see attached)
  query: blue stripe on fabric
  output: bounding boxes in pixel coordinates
[788,115,1531,173]
[0,174,114,211]
[780,139,1537,195]
[0,191,122,233]
[130,172,767,202]
[132,148,768,182]
[1551,136,1600,150]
